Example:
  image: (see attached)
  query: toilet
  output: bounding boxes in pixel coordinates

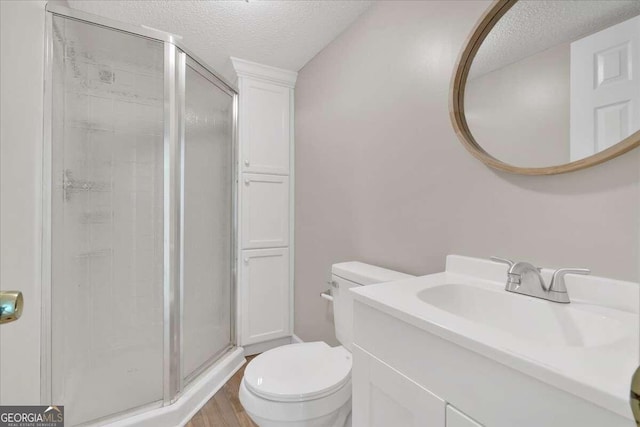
[239,262,414,427]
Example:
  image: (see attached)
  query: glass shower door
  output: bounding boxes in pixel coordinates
[47,8,238,425]
[50,15,165,425]
[182,60,234,382]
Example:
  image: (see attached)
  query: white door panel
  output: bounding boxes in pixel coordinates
[240,248,290,345]
[570,15,640,160]
[241,174,289,249]
[0,0,46,405]
[241,80,290,175]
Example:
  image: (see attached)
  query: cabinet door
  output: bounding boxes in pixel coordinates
[240,248,290,345]
[241,80,290,175]
[447,405,483,427]
[241,174,289,249]
[352,345,445,427]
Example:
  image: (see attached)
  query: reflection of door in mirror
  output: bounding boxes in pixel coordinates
[459,0,640,173]
[570,15,640,161]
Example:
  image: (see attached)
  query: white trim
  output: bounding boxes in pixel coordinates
[291,334,304,344]
[231,57,298,88]
[289,87,296,342]
[235,77,245,345]
[102,348,245,427]
[243,336,294,356]
[40,10,53,405]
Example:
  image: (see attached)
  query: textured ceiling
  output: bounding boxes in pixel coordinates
[470,0,640,78]
[67,0,373,84]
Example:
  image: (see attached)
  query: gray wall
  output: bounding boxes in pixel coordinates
[294,0,640,344]
[466,42,570,168]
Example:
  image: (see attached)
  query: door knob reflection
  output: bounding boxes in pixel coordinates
[631,365,640,425]
[0,291,23,324]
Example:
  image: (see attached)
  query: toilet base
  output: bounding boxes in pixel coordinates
[245,401,351,427]
[239,379,352,427]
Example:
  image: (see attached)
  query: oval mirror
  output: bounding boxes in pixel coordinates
[451,0,640,175]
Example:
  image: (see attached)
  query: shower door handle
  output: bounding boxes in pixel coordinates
[0,291,23,325]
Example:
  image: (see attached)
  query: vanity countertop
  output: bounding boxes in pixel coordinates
[350,255,639,420]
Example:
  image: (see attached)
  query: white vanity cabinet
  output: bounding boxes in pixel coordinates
[352,345,446,427]
[352,343,480,427]
[350,256,637,426]
[232,58,297,351]
[351,298,633,427]
[447,406,482,427]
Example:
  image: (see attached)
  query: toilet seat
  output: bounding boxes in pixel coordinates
[243,342,352,402]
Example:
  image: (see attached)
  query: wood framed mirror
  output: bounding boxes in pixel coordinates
[450,0,640,175]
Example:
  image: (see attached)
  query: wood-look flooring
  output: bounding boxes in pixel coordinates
[185,355,258,427]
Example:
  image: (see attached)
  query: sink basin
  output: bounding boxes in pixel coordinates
[417,283,626,347]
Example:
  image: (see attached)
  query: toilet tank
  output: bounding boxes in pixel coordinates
[331,262,414,351]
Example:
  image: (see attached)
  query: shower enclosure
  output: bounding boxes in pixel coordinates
[42,5,237,426]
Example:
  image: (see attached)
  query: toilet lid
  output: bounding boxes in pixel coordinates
[243,342,352,402]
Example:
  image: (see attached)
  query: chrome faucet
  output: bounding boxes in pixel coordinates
[490,257,590,303]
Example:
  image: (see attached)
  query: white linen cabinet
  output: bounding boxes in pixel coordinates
[231,58,297,353]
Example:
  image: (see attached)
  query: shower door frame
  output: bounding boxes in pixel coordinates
[41,3,239,415]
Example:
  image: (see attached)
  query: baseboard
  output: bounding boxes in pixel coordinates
[243,336,301,356]
[102,347,245,427]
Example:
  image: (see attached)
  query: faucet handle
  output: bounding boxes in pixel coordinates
[490,256,514,268]
[549,268,590,292]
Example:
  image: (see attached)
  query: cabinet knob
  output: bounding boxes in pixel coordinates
[244,160,250,167]
[243,258,249,264]
[244,179,250,186]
